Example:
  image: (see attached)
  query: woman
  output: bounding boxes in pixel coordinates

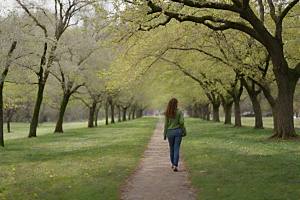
[163,98,187,171]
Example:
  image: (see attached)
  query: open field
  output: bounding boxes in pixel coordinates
[182,117,300,199]
[3,120,106,140]
[0,118,158,200]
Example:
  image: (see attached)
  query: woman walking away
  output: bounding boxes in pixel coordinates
[163,98,187,172]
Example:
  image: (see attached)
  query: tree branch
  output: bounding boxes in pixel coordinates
[278,0,299,22]
[169,47,229,66]
[15,0,48,37]
[266,0,278,22]
[146,3,265,45]
[148,0,241,14]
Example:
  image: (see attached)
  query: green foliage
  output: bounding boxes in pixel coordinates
[182,118,300,199]
[0,117,158,200]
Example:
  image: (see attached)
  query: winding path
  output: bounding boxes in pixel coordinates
[121,117,197,200]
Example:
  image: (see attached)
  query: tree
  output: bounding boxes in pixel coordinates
[75,83,103,128]
[0,42,17,147]
[16,0,95,137]
[124,0,300,138]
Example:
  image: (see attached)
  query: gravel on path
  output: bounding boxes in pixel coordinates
[121,117,197,200]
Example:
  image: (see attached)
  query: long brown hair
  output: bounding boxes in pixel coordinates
[164,98,178,118]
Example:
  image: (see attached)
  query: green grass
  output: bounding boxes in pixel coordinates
[3,120,107,140]
[0,117,158,200]
[219,116,300,129]
[182,118,300,200]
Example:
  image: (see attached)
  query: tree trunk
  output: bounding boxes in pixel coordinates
[29,82,45,137]
[0,83,4,147]
[54,94,71,133]
[6,109,12,133]
[241,79,264,129]
[222,96,233,125]
[88,101,97,128]
[105,107,109,125]
[94,104,101,127]
[206,93,220,122]
[7,119,11,133]
[272,67,298,138]
[212,103,220,122]
[206,105,210,121]
[230,83,243,127]
[110,103,115,124]
[122,107,127,121]
[132,109,135,119]
[38,103,45,125]
[201,104,209,121]
[233,97,242,127]
[1,41,17,146]
[117,105,121,122]
[261,85,278,132]
[252,96,264,129]
[128,109,132,120]
[137,109,143,118]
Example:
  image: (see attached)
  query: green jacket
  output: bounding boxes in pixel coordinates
[163,109,187,139]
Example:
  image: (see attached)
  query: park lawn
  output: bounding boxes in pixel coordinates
[3,120,107,140]
[0,117,158,200]
[182,118,300,200]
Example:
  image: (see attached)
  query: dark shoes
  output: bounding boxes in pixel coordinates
[173,166,178,171]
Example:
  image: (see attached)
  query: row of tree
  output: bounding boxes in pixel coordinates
[113,0,300,139]
[0,0,152,147]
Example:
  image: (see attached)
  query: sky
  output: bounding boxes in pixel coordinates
[0,0,117,17]
[0,0,15,16]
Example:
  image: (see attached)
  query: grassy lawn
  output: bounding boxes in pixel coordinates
[220,116,300,129]
[182,118,300,200]
[0,117,158,200]
[3,120,107,140]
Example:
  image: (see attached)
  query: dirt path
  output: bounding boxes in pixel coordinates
[121,117,197,200]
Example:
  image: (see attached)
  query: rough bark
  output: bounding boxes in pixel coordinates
[128,109,132,120]
[7,117,11,133]
[5,109,13,133]
[272,65,299,138]
[206,92,220,122]
[206,107,210,121]
[212,103,220,122]
[201,104,209,121]
[122,107,127,121]
[241,78,264,129]
[54,94,71,133]
[132,109,135,119]
[117,105,121,122]
[94,104,101,127]
[227,81,243,127]
[88,101,97,128]
[110,103,115,124]
[0,41,17,146]
[233,97,242,127]
[105,107,109,125]
[221,95,233,125]
[0,84,4,147]
[29,79,46,137]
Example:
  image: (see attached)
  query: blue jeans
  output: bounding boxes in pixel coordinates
[167,128,183,167]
